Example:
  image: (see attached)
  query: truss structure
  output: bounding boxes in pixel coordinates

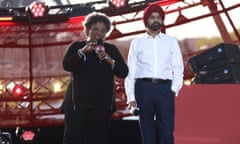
[0,0,239,128]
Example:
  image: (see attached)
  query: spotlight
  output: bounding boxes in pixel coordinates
[12,85,25,97]
[109,0,129,9]
[6,82,27,98]
[16,127,40,144]
[27,1,48,18]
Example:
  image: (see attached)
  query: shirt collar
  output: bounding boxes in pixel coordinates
[144,32,163,39]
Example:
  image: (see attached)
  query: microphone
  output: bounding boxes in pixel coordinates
[95,39,105,63]
[130,107,140,116]
[95,39,105,53]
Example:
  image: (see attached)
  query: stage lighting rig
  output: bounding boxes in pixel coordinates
[98,0,147,16]
[0,1,93,24]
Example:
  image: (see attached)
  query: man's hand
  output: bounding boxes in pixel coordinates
[128,101,137,109]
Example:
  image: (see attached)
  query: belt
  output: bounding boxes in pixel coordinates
[136,78,172,84]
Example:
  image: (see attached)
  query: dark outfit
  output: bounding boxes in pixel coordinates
[62,41,128,144]
[135,79,175,144]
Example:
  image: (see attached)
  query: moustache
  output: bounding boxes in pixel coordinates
[152,22,161,26]
[149,22,162,31]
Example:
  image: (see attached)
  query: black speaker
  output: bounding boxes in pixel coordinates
[189,43,240,73]
[194,64,240,84]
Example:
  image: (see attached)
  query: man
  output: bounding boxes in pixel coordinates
[125,4,184,144]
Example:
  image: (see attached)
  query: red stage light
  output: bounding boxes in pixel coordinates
[29,2,48,18]
[12,85,25,97]
[22,130,35,141]
[110,0,128,9]
[16,127,40,144]
[7,82,26,98]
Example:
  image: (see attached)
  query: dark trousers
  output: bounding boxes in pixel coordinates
[135,79,175,144]
[63,108,112,144]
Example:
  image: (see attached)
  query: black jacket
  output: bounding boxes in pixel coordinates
[62,41,128,112]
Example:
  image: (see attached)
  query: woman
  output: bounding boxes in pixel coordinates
[62,12,128,144]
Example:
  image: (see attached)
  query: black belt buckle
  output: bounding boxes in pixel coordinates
[137,78,171,84]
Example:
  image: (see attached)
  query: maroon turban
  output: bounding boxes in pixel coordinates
[143,4,165,27]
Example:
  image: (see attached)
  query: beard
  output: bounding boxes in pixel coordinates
[148,22,162,31]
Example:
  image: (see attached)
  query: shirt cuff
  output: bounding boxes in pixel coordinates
[127,94,136,104]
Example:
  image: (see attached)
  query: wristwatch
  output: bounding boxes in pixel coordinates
[78,49,87,62]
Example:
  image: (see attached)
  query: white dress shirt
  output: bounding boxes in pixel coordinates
[125,32,184,103]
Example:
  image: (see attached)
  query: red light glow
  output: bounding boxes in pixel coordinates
[30,2,47,18]
[22,130,35,141]
[110,0,127,8]
[12,85,25,97]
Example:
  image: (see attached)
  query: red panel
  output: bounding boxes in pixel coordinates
[175,84,240,144]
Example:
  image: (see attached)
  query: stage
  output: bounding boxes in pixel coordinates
[1,84,240,144]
